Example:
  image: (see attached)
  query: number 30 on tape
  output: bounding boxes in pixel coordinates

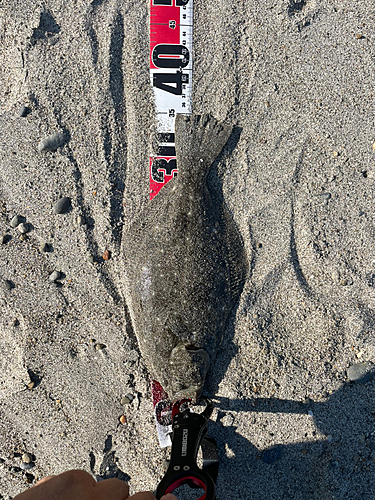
[149,0,193,199]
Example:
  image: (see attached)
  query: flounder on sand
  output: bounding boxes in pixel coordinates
[122,114,247,402]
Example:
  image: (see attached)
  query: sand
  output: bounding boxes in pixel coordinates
[0,0,375,498]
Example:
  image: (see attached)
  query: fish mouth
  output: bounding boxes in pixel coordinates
[168,343,209,402]
[184,345,201,352]
[172,384,202,403]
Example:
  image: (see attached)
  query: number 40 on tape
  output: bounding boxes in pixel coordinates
[149,0,193,199]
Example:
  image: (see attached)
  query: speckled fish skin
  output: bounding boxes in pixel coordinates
[122,114,247,402]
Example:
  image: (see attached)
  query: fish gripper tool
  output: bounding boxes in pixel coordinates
[155,397,219,500]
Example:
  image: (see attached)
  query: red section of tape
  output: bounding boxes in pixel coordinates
[150,157,177,200]
[150,1,180,70]
[150,3,179,26]
[152,380,170,408]
[152,380,173,446]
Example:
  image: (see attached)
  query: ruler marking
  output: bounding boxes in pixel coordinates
[149,0,193,201]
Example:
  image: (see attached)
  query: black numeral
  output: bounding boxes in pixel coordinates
[153,72,189,95]
[153,0,172,5]
[157,145,176,156]
[151,158,177,183]
[152,44,190,69]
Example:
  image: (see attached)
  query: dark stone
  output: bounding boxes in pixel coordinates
[262,445,282,464]
[0,234,11,244]
[30,10,60,46]
[38,132,67,152]
[19,105,30,117]
[347,362,375,383]
[10,215,24,228]
[20,462,35,470]
[53,197,71,215]
[3,279,14,291]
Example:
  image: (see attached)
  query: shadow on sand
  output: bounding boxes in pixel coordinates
[209,374,375,500]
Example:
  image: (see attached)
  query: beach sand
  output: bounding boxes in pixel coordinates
[0,0,374,498]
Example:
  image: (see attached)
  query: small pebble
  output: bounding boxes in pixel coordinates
[17,222,29,234]
[162,459,170,472]
[220,413,235,427]
[331,270,340,283]
[19,234,27,242]
[47,34,59,45]
[53,197,71,215]
[0,235,10,244]
[95,343,106,350]
[103,250,111,260]
[262,445,282,464]
[38,132,66,152]
[39,242,50,253]
[18,105,30,118]
[326,435,333,443]
[2,279,14,291]
[25,473,35,484]
[22,453,33,464]
[119,415,127,425]
[121,393,135,405]
[77,215,85,225]
[10,215,23,228]
[27,381,35,390]
[20,462,35,470]
[49,271,61,282]
[347,362,374,383]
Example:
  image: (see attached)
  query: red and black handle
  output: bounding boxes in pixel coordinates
[155,399,218,500]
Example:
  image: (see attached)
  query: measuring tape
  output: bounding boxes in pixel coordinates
[149,0,193,200]
[149,0,193,446]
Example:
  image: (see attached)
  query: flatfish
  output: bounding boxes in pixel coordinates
[122,114,247,402]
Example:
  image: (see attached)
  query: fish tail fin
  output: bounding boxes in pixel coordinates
[175,114,232,179]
